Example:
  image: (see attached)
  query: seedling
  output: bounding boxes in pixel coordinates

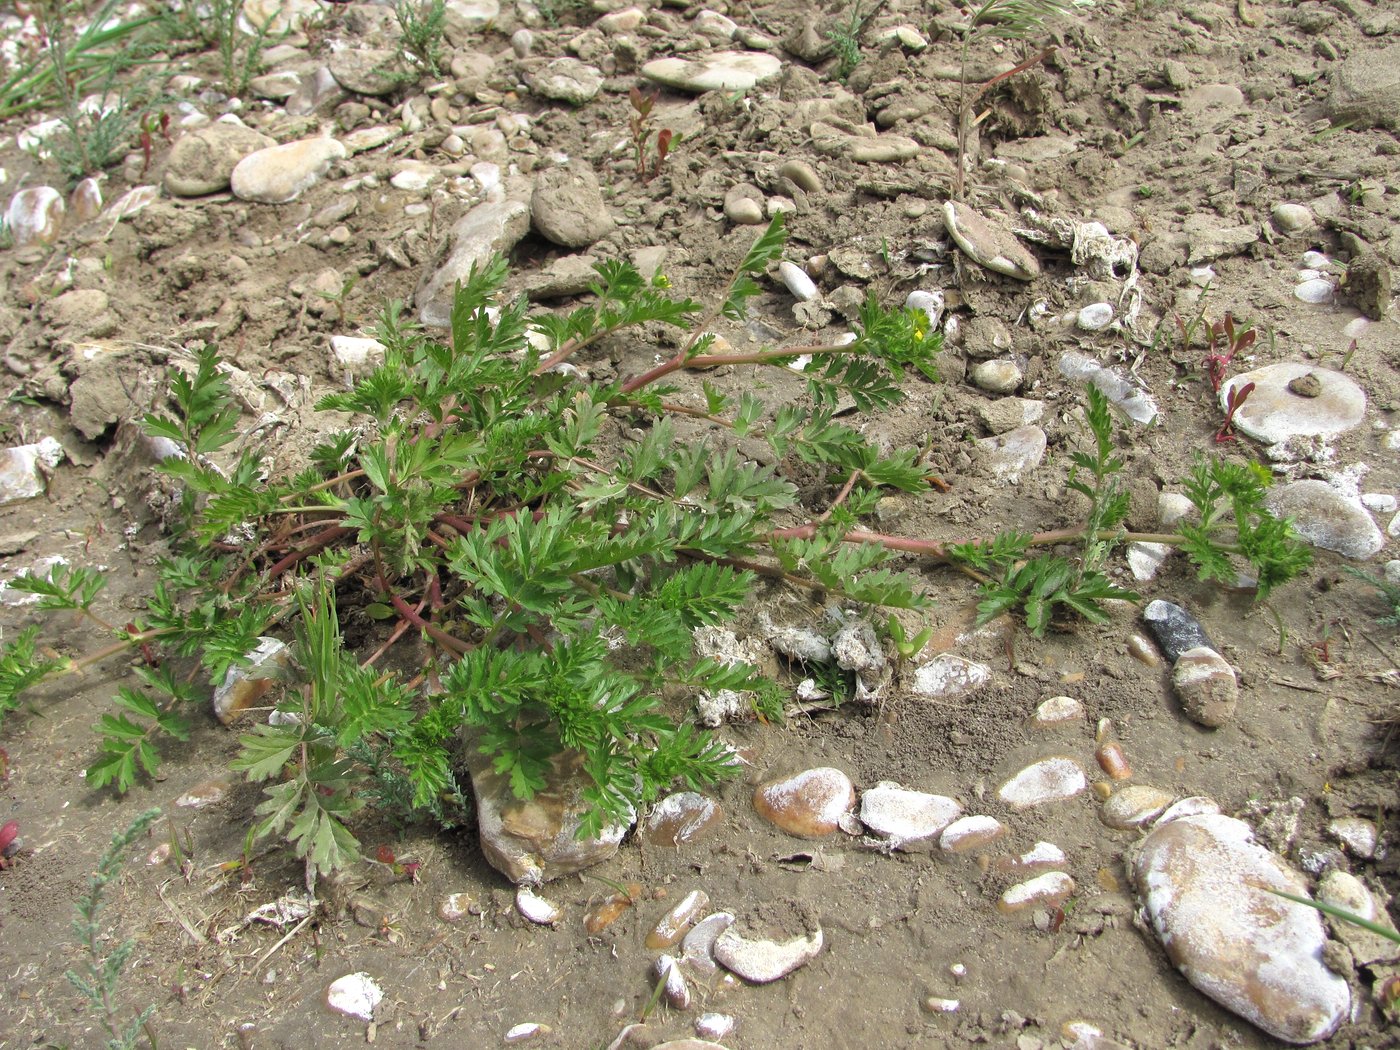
[885,614,934,663]
[1195,312,1257,394]
[628,87,675,184]
[1216,380,1254,442]
[394,0,447,78]
[826,0,882,82]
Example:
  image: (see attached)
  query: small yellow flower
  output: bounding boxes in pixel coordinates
[652,273,671,289]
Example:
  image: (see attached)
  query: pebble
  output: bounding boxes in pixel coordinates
[997,758,1088,810]
[1171,646,1239,728]
[939,814,1007,853]
[212,637,290,724]
[655,955,691,1009]
[859,782,963,851]
[438,892,477,922]
[5,186,64,247]
[680,911,735,979]
[969,359,1023,394]
[1325,42,1400,131]
[504,1022,551,1044]
[230,137,347,204]
[694,1013,736,1040]
[418,187,532,327]
[723,184,765,225]
[1294,277,1336,304]
[647,890,711,949]
[905,289,944,330]
[341,125,399,154]
[1094,741,1132,780]
[175,777,231,809]
[1154,796,1221,827]
[977,397,1044,435]
[1126,541,1171,581]
[1126,633,1162,668]
[1272,203,1315,233]
[1076,303,1114,331]
[531,164,614,248]
[1317,870,1400,965]
[584,890,634,934]
[810,122,920,163]
[515,886,561,925]
[1328,816,1378,858]
[943,200,1039,280]
[998,871,1075,914]
[642,51,782,93]
[995,841,1068,876]
[753,767,855,837]
[285,66,344,117]
[1033,695,1085,728]
[713,925,823,983]
[924,997,960,1013]
[532,58,603,105]
[468,747,630,884]
[330,335,385,370]
[1142,600,1216,664]
[1058,352,1157,425]
[1129,813,1350,1044]
[643,792,723,847]
[444,0,499,37]
[694,9,738,41]
[909,655,991,699]
[328,48,401,96]
[390,162,438,192]
[325,972,383,1022]
[777,261,818,301]
[1264,480,1384,560]
[70,177,102,222]
[1101,785,1175,829]
[974,425,1045,483]
[778,159,821,193]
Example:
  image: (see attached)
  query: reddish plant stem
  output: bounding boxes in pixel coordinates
[620,342,855,394]
[262,525,353,579]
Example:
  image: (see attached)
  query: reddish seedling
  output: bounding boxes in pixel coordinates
[1215,380,1254,443]
[1193,311,1257,394]
[628,87,674,184]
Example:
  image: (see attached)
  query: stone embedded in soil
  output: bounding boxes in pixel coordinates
[438,892,477,922]
[531,58,604,105]
[1127,541,1171,581]
[1129,813,1350,1044]
[0,437,64,504]
[417,184,532,326]
[646,890,711,949]
[997,758,1088,810]
[680,911,735,980]
[328,48,402,96]
[995,841,1068,876]
[1101,785,1176,829]
[939,814,1007,853]
[175,778,231,809]
[713,925,823,983]
[998,871,1075,914]
[504,1022,551,1044]
[753,767,855,838]
[1220,363,1365,445]
[325,972,383,1022]
[656,954,692,1009]
[974,425,1046,483]
[70,177,101,222]
[5,186,64,247]
[330,335,386,370]
[978,397,1044,436]
[1328,816,1378,858]
[969,358,1023,394]
[1155,796,1222,828]
[1058,352,1157,425]
[1272,203,1315,233]
[469,748,631,884]
[810,121,919,163]
[909,654,991,699]
[1264,480,1384,561]
[1343,252,1392,322]
[211,636,290,724]
[444,0,500,40]
[515,886,561,925]
[777,261,819,301]
[230,136,347,204]
[1171,646,1239,728]
[1318,870,1400,966]
[1142,600,1216,664]
[723,184,766,225]
[531,164,613,248]
[694,1013,736,1040]
[943,201,1039,280]
[642,51,781,93]
[1094,740,1132,781]
[1326,43,1400,131]
[858,781,963,851]
[1033,695,1085,728]
[643,792,723,847]
[779,159,822,193]
[285,66,345,116]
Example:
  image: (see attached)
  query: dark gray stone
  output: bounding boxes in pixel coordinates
[1142,600,1216,663]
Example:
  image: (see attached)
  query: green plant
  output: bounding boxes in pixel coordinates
[952,0,1093,199]
[315,274,361,325]
[885,614,934,663]
[66,807,162,1050]
[1270,888,1400,943]
[394,0,447,78]
[826,0,882,82]
[1344,567,1400,628]
[195,0,284,99]
[949,386,1311,636]
[0,217,945,880]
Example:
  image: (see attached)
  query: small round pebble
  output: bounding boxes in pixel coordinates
[996,757,1088,810]
[1101,785,1176,829]
[753,767,855,837]
[1171,646,1238,727]
[325,972,383,1021]
[939,814,1006,853]
[1076,302,1114,331]
[1032,695,1084,728]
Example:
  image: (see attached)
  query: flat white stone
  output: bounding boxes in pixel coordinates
[943,200,1039,280]
[330,335,385,368]
[997,757,1087,810]
[1221,363,1364,444]
[1295,278,1335,303]
[974,425,1046,482]
[1076,302,1114,331]
[859,781,963,850]
[231,137,347,204]
[778,261,818,301]
[0,437,64,503]
[1328,816,1378,858]
[909,654,990,698]
[641,51,782,93]
[713,926,822,983]
[1032,695,1084,727]
[1101,785,1176,829]
[999,871,1074,913]
[1265,479,1383,560]
[326,972,383,1021]
[1129,813,1350,1044]
[1127,540,1171,580]
[939,814,1006,853]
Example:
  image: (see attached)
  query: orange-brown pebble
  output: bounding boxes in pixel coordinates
[584,893,633,934]
[939,814,1007,853]
[1096,867,1121,892]
[997,871,1075,914]
[1126,632,1162,668]
[1095,740,1132,780]
[752,767,855,838]
[642,792,724,847]
[645,889,711,949]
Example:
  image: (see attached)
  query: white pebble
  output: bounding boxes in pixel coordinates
[1032,695,1084,727]
[777,260,818,301]
[1301,250,1331,269]
[504,1022,550,1044]
[1294,278,1334,304]
[996,757,1087,810]
[1076,302,1114,331]
[1343,316,1371,339]
[905,289,945,329]
[325,972,383,1021]
[1362,494,1397,514]
[515,886,561,925]
[695,1013,736,1039]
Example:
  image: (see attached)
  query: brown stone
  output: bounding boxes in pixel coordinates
[753,767,855,837]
